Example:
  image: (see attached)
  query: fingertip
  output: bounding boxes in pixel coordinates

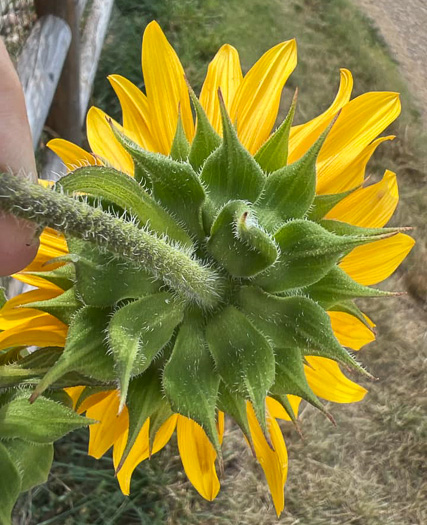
[0,214,39,276]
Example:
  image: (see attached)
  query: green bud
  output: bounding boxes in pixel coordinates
[170,112,191,161]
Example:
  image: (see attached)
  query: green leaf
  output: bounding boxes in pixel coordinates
[0,442,21,525]
[255,219,394,292]
[188,87,221,171]
[319,219,399,238]
[206,306,275,433]
[0,393,93,443]
[255,124,331,232]
[163,314,220,452]
[306,187,358,222]
[148,400,174,452]
[25,287,82,324]
[170,112,190,161]
[207,201,278,277]
[24,264,76,291]
[68,238,160,307]
[31,307,115,400]
[271,347,328,416]
[108,292,184,411]
[238,286,371,376]
[304,266,393,308]
[5,439,53,492]
[200,93,265,212]
[110,125,206,239]
[56,165,192,247]
[254,89,297,173]
[116,367,165,472]
[217,383,252,448]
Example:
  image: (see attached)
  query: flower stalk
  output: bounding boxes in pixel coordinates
[0,172,222,308]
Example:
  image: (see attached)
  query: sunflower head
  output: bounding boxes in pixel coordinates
[0,20,414,517]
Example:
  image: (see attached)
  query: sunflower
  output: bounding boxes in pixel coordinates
[0,21,414,516]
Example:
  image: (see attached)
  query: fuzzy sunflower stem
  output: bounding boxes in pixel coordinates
[0,172,223,308]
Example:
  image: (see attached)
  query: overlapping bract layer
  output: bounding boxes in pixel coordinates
[0,21,414,517]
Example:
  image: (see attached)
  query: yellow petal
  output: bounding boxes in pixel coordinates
[47,138,101,171]
[87,391,128,459]
[114,415,177,495]
[217,411,225,445]
[305,356,367,403]
[288,69,353,163]
[177,415,220,501]
[142,21,194,154]
[0,315,67,351]
[0,288,61,330]
[65,386,85,409]
[230,39,297,154]
[12,273,63,292]
[316,92,401,194]
[326,169,399,227]
[199,44,243,134]
[108,74,158,152]
[247,403,288,516]
[339,232,415,285]
[18,227,68,274]
[38,179,54,188]
[86,106,134,174]
[322,135,394,194]
[266,396,301,421]
[77,391,111,415]
[328,311,375,350]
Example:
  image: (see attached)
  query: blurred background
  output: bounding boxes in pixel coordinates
[1,0,426,523]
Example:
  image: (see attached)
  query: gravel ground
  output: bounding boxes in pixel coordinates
[351,0,427,126]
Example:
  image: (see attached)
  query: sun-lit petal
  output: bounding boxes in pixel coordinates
[0,288,61,330]
[114,415,177,495]
[328,311,375,350]
[230,39,297,154]
[142,21,194,154]
[108,74,158,152]
[326,169,399,227]
[177,415,220,501]
[316,92,401,194]
[47,138,101,171]
[340,232,415,285]
[266,395,302,421]
[65,386,86,409]
[86,391,128,459]
[247,403,288,516]
[305,356,367,403]
[288,68,353,163]
[0,315,67,351]
[199,44,243,134]
[86,106,134,174]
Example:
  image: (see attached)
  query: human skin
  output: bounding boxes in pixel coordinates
[0,39,39,276]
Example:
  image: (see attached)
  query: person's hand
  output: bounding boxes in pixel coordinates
[0,39,39,276]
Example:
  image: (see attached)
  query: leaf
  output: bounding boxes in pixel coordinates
[0,393,93,443]
[188,87,221,171]
[148,400,174,452]
[319,219,400,238]
[255,219,395,292]
[254,89,297,173]
[56,165,192,247]
[328,300,374,330]
[25,287,82,324]
[206,306,275,434]
[271,347,328,416]
[5,439,53,492]
[116,366,165,471]
[304,266,393,308]
[163,315,220,452]
[255,124,332,233]
[30,307,115,400]
[207,200,278,277]
[108,292,184,411]
[0,442,21,525]
[217,383,252,448]
[110,125,206,239]
[238,286,371,376]
[170,112,190,161]
[68,238,160,307]
[24,264,76,291]
[200,92,265,212]
[306,187,359,222]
